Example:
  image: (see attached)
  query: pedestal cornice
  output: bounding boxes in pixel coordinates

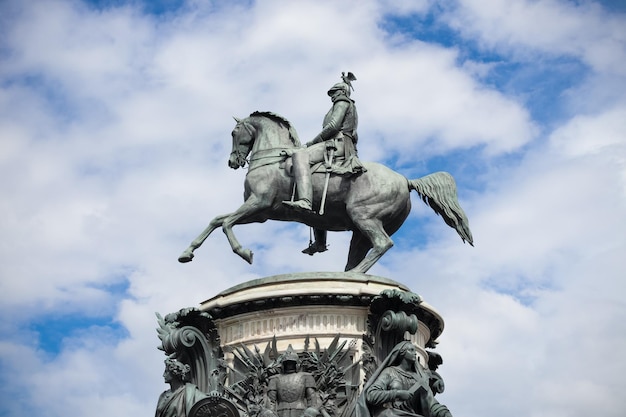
[199,271,444,346]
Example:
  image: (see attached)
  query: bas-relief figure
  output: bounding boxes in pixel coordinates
[178,72,473,273]
[267,346,318,417]
[156,358,209,417]
[226,334,356,417]
[356,342,452,417]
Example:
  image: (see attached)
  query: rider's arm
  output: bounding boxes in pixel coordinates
[306,101,350,147]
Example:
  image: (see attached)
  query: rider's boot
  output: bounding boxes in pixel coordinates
[283,150,314,212]
[302,229,328,255]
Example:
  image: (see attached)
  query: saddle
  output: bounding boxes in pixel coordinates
[281,155,350,177]
[280,135,366,176]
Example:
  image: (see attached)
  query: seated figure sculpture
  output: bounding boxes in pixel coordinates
[356,341,452,417]
[283,72,365,256]
[267,346,318,417]
[155,358,208,417]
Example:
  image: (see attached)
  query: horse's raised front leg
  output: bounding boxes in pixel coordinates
[178,213,232,263]
[221,194,266,264]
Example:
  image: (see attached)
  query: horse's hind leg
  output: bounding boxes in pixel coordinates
[178,213,231,263]
[345,231,372,271]
[347,219,394,274]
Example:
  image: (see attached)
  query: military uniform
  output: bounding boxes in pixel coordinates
[283,73,365,255]
[305,87,364,176]
[268,371,318,417]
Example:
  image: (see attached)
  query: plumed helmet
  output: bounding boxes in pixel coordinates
[327,82,350,97]
[327,71,356,96]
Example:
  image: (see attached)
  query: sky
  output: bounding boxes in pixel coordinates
[0,0,625,416]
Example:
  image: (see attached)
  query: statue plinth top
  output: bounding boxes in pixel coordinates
[204,271,407,299]
[198,271,444,345]
[200,271,408,309]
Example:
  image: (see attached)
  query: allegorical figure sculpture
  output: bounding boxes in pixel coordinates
[267,346,319,417]
[283,72,365,255]
[356,341,452,417]
[156,358,208,417]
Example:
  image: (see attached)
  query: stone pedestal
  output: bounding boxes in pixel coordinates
[200,272,444,370]
[155,271,451,417]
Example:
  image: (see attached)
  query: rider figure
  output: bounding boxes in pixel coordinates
[282,72,365,255]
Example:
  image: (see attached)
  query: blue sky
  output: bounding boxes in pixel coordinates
[1,0,625,416]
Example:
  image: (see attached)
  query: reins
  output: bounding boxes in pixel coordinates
[247,147,290,172]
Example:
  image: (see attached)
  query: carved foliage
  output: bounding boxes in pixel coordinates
[300,335,359,417]
[229,338,281,415]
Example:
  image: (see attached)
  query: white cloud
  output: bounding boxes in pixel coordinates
[357,44,537,158]
[445,0,626,75]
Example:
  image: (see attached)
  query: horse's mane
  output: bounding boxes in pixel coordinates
[250,111,301,146]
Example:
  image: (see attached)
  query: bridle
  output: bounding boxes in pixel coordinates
[230,121,255,168]
[229,116,293,172]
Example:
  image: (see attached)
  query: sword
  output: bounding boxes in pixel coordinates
[319,139,337,215]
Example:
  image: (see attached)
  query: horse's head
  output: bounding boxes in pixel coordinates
[229,112,301,170]
[229,117,255,169]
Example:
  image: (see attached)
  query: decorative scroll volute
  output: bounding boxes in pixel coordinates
[156,308,223,394]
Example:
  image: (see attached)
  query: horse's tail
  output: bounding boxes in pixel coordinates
[408,172,474,246]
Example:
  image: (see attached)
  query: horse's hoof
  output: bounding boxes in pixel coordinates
[178,251,194,263]
[242,249,253,264]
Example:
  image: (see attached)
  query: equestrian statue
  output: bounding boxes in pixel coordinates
[178,73,473,273]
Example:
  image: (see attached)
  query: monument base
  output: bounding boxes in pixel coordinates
[155,272,453,417]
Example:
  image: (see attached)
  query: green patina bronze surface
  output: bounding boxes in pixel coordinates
[178,74,472,273]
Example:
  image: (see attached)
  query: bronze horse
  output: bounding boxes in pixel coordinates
[178,112,473,273]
